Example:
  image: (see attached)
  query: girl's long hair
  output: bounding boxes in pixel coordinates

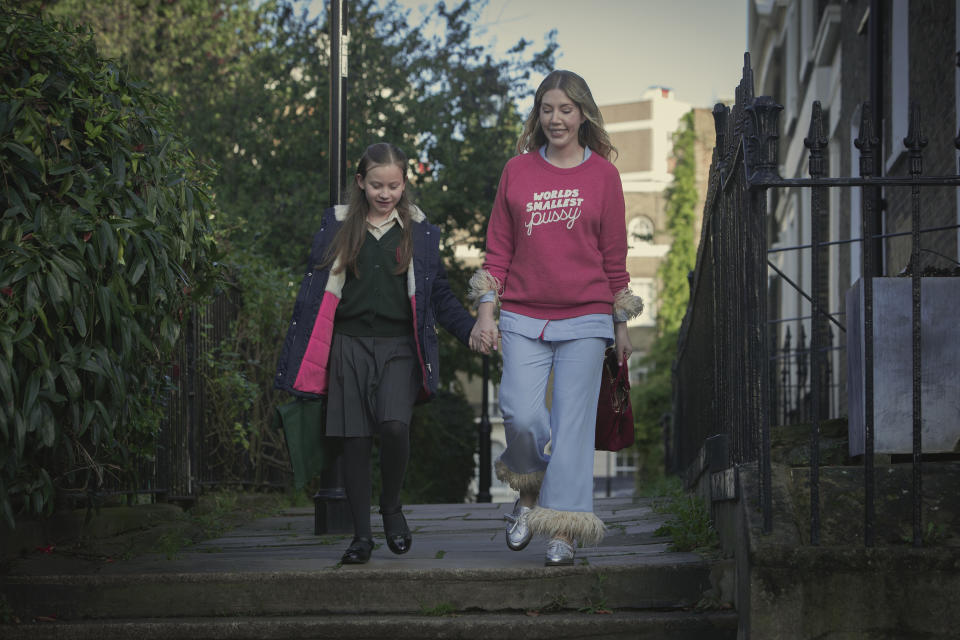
[517,70,617,161]
[322,142,414,277]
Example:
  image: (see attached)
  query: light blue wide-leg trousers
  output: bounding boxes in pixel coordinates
[496,331,607,544]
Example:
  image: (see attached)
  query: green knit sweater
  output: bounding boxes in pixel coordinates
[334,225,412,336]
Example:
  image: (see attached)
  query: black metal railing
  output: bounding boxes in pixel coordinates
[670,52,960,546]
[69,284,290,508]
[769,324,841,427]
[670,55,776,530]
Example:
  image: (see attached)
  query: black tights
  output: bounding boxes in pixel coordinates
[341,420,410,538]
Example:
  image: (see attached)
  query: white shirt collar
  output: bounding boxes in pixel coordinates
[366,208,403,231]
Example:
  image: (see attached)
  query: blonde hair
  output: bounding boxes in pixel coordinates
[517,70,617,161]
[323,142,413,276]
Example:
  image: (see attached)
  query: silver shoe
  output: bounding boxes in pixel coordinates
[544,537,575,566]
[504,500,533,551]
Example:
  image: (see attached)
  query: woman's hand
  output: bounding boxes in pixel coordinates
[469,302,499,354]
[614,321,632,363]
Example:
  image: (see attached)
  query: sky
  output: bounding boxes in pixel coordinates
[309,0,748,110]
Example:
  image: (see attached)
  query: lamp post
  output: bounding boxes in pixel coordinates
[328,0,348,206]
[314,0,351,535]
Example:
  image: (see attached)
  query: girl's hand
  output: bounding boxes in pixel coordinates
[469,321,496,353]
[470,302,499,354]
[614,322,632,363]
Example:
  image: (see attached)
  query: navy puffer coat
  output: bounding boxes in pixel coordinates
[274,205,476,401]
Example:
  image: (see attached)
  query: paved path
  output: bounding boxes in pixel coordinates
[88,497,696,573]
[3,496,695,576]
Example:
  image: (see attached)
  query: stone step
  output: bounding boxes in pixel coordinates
[1,499,735,632]
[3,558,717,619]
[0,611,739,640]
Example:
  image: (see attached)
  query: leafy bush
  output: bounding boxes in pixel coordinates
[0,10,218,525]
[406,389,478,503]
[368,389,477,505]
[653,492,719,553]
[23,0,554,497]
[199,253,296,485]
[632,111,700,490]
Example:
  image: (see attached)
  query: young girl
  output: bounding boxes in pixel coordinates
[470,71,643,565]
[276,142,491,564]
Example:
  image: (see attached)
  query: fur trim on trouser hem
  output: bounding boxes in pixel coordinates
[527,507,606,546]
[468,269,502,307]
[613,287,644,321]
[494,459,543,494]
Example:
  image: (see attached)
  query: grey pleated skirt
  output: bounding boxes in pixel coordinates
[325,332,421,437]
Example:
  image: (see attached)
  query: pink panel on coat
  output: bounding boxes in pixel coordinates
[293,293,339,395]
[409,294,430,400]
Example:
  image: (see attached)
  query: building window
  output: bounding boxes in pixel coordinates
[615,450,637,476]
[888,0,909,168]
[849,119,862,286]
[628,215,655,244]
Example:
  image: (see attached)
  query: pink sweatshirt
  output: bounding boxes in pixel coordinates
[483,151,630,320]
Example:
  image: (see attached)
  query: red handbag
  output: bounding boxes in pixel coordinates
[595,348,635,451]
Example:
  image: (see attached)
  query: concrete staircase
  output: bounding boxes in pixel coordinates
[1,498,737,639]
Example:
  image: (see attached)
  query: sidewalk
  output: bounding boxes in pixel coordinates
[4,496,704,575]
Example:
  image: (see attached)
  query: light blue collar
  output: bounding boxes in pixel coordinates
[539,145,591,166]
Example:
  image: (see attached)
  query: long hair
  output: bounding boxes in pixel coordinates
[322,142,414,277]
[517,70,617,161]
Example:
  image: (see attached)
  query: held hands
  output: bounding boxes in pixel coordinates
[469,319,498,354]
[469,302,499,355]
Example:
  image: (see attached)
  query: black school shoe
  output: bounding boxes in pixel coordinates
[379,505,412,554]
[340,536,374,564]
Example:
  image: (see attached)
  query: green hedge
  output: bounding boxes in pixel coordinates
[0,10,218,525]
[367,389,478,505]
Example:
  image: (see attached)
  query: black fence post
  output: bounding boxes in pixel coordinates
[476,355,492,503]
[904,103,928,547]
[804,101,828,546]
[745,88,780,535]
[855,102,879,547]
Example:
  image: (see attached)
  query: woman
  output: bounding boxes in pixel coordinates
[471,70,643,565]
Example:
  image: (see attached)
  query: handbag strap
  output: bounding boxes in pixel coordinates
[617,355,630,387]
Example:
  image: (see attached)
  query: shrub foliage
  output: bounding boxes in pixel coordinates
[11,0,558,507]
[632,110,699,485]
[0,10,218,525]
[197,253,294,485]
[368,389,477,505]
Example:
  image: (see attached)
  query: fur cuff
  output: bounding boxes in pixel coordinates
[468,269,503,307]
[494,459,544,494]
[527,506,606,546]
[613,287,644,321]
